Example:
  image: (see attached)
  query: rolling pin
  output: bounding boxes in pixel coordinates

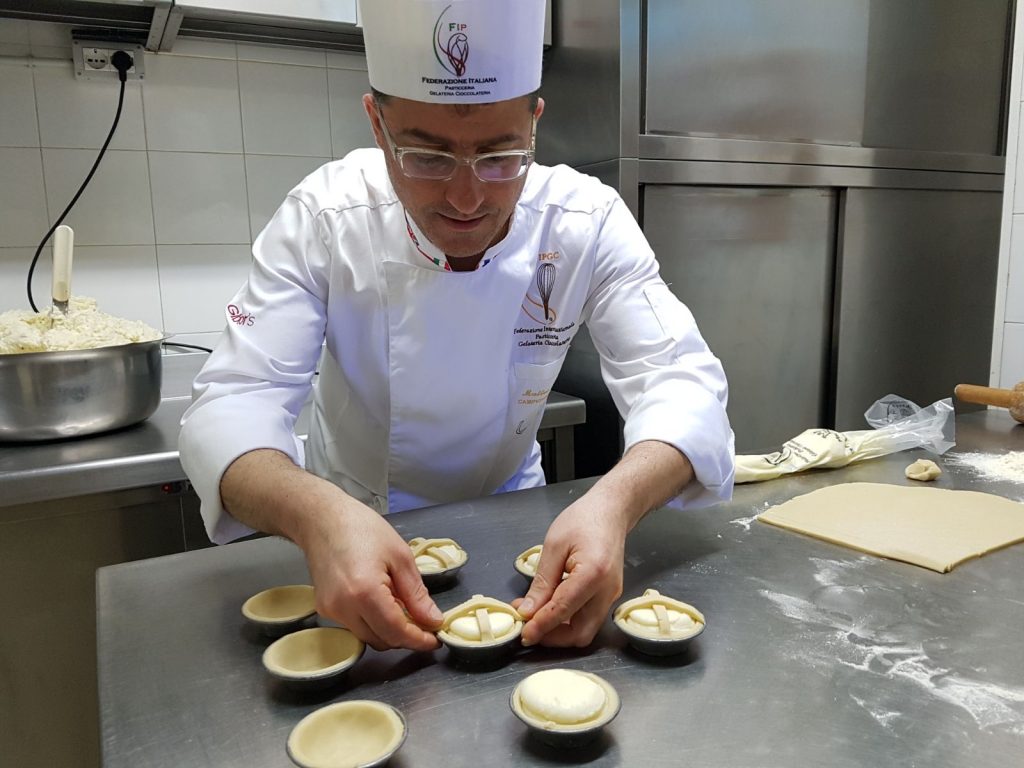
[954,382,1024,423]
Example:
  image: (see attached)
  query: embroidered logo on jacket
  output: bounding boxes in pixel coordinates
[227,304,255,326]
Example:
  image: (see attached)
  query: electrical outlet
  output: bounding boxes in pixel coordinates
[72,39,145,81]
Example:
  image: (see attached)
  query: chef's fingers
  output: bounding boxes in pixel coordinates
[360,582,441,652]
[532,593,609,648]
[520,562,606,646]
[390,556,444,631]
[516,542,571,620]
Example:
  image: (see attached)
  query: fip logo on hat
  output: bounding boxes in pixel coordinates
[360,0,546,104]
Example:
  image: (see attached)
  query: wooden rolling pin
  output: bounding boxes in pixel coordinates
[954,382,1024,423]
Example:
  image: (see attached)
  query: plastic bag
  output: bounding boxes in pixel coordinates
[735,394,955,484]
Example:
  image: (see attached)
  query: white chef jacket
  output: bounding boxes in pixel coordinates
[179,148,734,544]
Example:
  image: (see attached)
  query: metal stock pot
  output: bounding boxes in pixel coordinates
[0,338,163,442]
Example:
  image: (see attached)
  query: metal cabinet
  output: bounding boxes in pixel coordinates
[643,186,836,451]
[833,188,1002,428]
[644,0,1009,155]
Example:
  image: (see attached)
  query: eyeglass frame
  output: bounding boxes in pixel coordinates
[373,102,536,183]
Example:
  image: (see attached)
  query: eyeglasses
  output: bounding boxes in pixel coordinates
[375,104,535,183]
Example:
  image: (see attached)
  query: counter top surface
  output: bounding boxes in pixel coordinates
[97,412,1024,767]
[0,354,585,507]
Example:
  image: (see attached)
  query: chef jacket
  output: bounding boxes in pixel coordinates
[179,148,735,544]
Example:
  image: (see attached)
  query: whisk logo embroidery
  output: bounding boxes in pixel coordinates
[522,262,558,325]
[433,5,469,77]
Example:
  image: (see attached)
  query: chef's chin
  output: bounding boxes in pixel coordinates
[427,214,504,260]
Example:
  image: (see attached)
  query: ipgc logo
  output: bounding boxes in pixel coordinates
[433,4,469,77]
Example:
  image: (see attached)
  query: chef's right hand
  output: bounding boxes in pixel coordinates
[299,497,443,652]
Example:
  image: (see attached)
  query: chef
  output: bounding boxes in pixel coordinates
[179,0,734,652]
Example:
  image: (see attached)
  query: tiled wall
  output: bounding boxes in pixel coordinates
[995,9,1024,388]
[0,19,373,350]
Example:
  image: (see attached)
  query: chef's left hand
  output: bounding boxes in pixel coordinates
[512,494,630,647]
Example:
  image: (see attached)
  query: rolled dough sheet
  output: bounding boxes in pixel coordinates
[757,482,1024,573]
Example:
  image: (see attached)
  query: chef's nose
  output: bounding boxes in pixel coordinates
[444,164,485,215]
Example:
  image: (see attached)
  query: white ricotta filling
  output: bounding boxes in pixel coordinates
[519,670,606,725]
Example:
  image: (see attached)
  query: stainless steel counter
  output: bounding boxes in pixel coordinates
[0,354,586,508]
[97,412,1024,767]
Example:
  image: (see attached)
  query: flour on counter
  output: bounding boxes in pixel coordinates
[730,503,769,532]
[729,515,759,532]
[849,694,901,730]
[759,587,1024,735]
[947,451,1024,485]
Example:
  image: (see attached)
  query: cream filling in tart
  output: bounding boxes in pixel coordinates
[519,669,607,725]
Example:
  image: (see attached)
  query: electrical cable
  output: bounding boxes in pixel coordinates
[161,342,214,353]
[26,50,134,312]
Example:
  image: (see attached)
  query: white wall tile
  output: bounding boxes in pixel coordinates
[1008,215,1024,324]
[0,245,163,329]
[237,43,325,68]
[60,245,164,329]
[0,61,38,147]
[0,148,48,247]
[26,21,70,49]
[157,244,251,333]
[326,52,367,71]
[245,154,328,240]
[328,67,374,158]
[41,148,154,245]
[149,151,249,244]
[1016,102,1024,213]
[28,46,72,60]
[0,248,40,311]
[239,62,331,156]
[33,61,146,150]
[0,18,29,44]
[0,43,31,58]
[999,322,1024,388]
[143,55,243,152]
[161,39,236,60]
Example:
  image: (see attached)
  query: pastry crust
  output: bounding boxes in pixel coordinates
[613,589,705,640]
[437,594,523,648]
[408,537,468,574]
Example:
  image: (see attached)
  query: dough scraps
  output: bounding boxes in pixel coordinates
[905,459,942,481]
[758,482,1024,573]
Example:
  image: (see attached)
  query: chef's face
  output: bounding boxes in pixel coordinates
[363,93,544,264]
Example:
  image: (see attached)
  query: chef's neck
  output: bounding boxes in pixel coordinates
[444,216,511,272]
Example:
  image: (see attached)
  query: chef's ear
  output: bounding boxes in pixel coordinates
[534,96,545,121]
[362,93,386,152]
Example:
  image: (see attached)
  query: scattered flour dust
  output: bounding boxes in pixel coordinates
[730,502,770,532]
[947,451,1024,484]
[759,559,1024,736]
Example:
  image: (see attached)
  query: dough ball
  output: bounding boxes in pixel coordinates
[905,459,942,482]
[519,670,606,725]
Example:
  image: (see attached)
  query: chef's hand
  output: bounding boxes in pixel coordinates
[221,449,442,652]
[512,495,628,647]
[512,440,695,647]
[300,497,443,652]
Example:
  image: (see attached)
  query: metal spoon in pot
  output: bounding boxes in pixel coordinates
[51,224,74,325]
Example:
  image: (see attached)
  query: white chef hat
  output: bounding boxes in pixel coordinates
[359,0,545,104]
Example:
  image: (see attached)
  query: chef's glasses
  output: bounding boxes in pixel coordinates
[374,104,535,183]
